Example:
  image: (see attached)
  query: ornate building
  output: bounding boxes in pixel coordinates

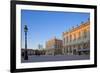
[45,37,63,55]
[63,21,90,55]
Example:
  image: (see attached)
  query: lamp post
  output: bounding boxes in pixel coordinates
[24,25,28,60]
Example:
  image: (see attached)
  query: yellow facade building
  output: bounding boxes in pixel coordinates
[63,21,90,55]
[46,37,63,55]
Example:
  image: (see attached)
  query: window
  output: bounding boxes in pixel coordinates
[83,30,87,38]
[64,38,66,45]
[70,35,72,42]
[74,34,76,40]
[78,31,81,39]
[67,36,68,42]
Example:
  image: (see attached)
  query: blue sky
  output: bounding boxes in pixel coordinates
[21,10,90,49]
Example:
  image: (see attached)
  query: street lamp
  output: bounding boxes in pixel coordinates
[24,25,28,60]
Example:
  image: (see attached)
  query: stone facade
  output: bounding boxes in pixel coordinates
[45,37,63,55]
[63,21,90,55]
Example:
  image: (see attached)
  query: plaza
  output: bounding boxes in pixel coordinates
[21,10,90,62]
[21,55,90,63]
[21,20,90,62]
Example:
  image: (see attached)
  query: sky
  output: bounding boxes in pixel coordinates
[21,10,90,49]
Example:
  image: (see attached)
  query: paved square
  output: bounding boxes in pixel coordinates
[21,55,90,63]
